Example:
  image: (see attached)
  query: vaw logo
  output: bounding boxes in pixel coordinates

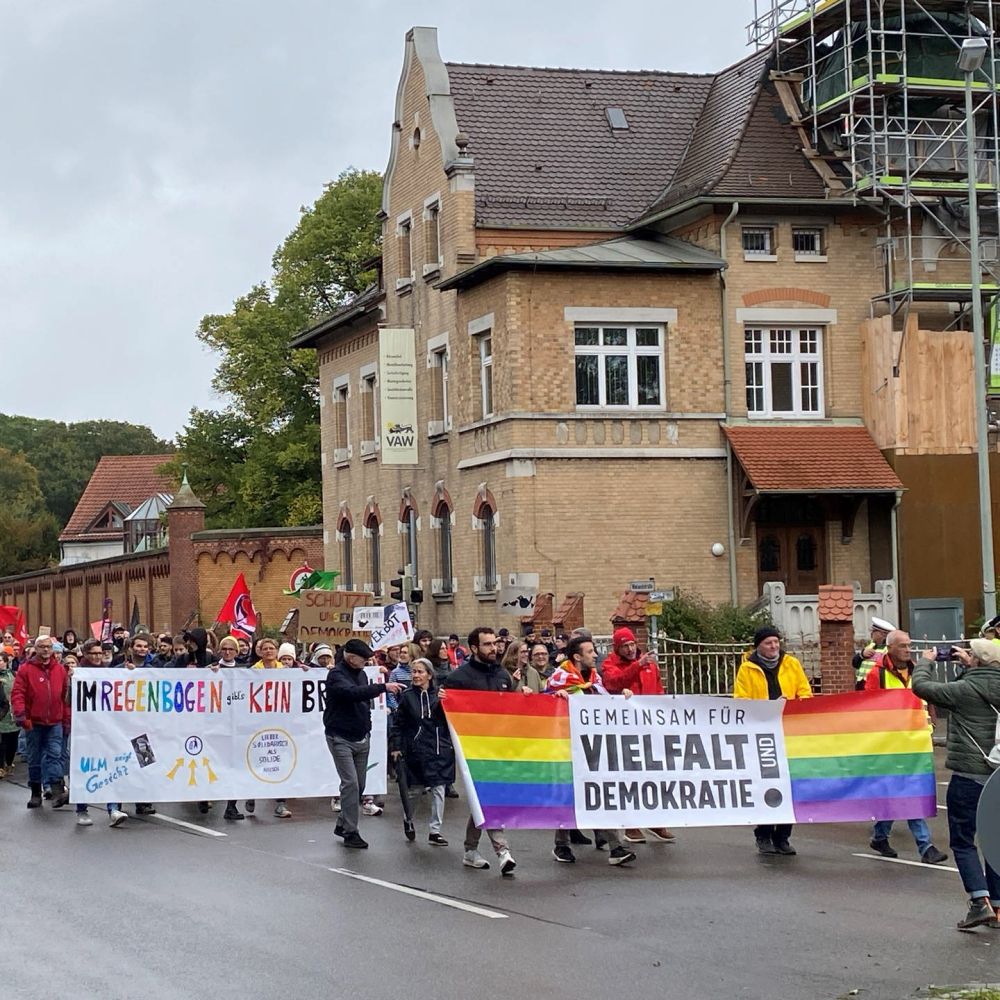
[385,422,415,448]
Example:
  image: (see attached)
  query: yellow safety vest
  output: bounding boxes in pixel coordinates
[856,643,887,684]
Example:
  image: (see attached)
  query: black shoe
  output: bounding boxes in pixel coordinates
[404,819,416,842]
[869,837,897,858]
[569,830,593,846]
[27,782,42,809]
[245,800,255,814]
[756,837,778,855]
[334,823,345,838]
[445,785,460,799]
[429,833,449,847]
[922,845,948,865]
[773,841,797,856]
[608,846,637,866]
[50,780,69,809]
[198,801,210,815]
[343,831,369,849]
[135,803,156,816]
[552,845,576,864]
[958,899,996,931]
[224,804,245,821]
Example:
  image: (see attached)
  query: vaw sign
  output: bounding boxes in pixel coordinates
[70,668,387,803]
[378,327,418,465]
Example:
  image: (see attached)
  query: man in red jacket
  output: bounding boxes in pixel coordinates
[601,627,674,845]
[11,635,70,809]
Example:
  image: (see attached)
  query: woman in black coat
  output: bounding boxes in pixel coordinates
[390,657,455,846]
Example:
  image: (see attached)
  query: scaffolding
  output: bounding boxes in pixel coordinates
[747,0,1000,387]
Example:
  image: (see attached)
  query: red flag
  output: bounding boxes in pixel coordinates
[0,606,28,646]
[216,573,258,640]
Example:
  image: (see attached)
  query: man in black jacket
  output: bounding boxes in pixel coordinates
[324,638,402,849]
[441,626,518,875]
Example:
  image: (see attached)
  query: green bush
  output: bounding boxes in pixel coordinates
[655,589,771,644]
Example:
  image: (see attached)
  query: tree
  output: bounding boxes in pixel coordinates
[0,447,60,576]
[174,167,382,529]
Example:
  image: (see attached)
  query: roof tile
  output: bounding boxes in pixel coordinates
[818,585,855,623]
[60,455,175,541]
[722,426,903,493]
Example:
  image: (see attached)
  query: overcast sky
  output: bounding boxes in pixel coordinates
[2,0,751,441]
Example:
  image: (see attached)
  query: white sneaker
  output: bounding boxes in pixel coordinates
[498,849,517,876]
[76,813,93,827]
[274,803,292,818]
[463,849,490,869]
[331,797,341,812]
[362,801,383,816]
[109,809,128,828]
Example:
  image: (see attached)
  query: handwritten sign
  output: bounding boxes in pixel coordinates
[297,589,372,642]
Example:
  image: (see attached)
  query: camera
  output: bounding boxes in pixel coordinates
[934,645,957,661]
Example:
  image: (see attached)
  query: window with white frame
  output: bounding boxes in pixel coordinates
[436,501,453,596]
[478,334,494,418]
[792,227,826,260]
[361,370,378,456]
[423,198,441,273]
[744,326,824,417]
[333,379,350,461]
[742,226,776,259]
[340,524,354,589]
[574,325,664,409]
[397,213,413,287]
[365,512,382,597]
[431,347,449,432]
[480,503,498,592]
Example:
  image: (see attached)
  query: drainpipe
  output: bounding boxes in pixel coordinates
[720,201,740,605]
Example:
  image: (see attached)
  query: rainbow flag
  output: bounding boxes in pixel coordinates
[444,690,576,828]
[782,689,936,823]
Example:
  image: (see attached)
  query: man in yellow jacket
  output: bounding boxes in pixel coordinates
[734,626,811,855]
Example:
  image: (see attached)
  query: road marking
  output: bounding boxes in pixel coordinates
[853,852,958,873]
[144,813,228,838]
[329,868,507,919]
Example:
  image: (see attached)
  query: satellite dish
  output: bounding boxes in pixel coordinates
[977,768,1000,874]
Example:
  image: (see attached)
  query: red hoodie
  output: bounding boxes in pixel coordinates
[11,656,70,726]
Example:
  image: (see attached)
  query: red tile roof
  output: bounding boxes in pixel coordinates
[817,585,854,623]
[722,426,903,493]
[60,455,175,542]
[611,591,648,624]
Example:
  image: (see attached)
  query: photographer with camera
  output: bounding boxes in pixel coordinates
[915,638,1000,930]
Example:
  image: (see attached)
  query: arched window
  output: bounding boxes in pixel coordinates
[473,486,498,593]
[337,506,354,589]
[758,534,781,573]
[399,492,419,580]
[363,501,382,597]
[432,484,453,597]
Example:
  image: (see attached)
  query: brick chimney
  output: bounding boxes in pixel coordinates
[167,470,206,630]
[818,584,856,694]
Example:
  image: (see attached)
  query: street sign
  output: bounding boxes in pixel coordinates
[646,602,663,617]
[629,579,655,593]
[649,589,675,602]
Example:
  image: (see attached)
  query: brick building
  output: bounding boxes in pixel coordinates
[292,26,911,635]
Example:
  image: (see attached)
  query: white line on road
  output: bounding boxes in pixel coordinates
[144,813,228,838]
[329,868,507,919]
[852,852,958,873]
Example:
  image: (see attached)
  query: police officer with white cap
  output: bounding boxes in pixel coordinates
[853,616,895,690]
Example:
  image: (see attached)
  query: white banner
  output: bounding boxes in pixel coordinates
[497,585,538,616]
[70,667,387,803]
[568,696,795,828]
[378,327,418,465]
[352,602,413,650]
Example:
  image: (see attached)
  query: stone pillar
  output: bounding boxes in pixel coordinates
[818,584,856,694]
[167,473,206,631]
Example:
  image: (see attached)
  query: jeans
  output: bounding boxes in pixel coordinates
[326,734,370,834]
[464,815,509,855]
[755,823,793,845]
[25,724,63,786]
[947,774,1000,905]
[77,803,119,815]
[872,818,932,856]
[555,828,621,849]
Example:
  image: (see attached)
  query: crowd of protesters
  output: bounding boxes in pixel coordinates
[3,615,1000,932]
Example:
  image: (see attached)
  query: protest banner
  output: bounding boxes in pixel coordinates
[443,689,935,829]
[351,602,412,650]
[70,667,387,802]
[297,589,371,642]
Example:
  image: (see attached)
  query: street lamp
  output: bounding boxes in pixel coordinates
[959,35,998,619]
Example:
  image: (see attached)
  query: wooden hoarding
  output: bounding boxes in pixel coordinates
[297,589,372,643]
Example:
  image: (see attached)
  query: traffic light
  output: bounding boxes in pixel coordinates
[390,571,405,603]
[409,587,424,605]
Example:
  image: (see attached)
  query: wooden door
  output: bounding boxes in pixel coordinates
[756,524,827,595]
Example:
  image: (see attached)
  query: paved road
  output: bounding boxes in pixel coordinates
[1,753,994,1000]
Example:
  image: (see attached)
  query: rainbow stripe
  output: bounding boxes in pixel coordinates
[783,689,936,823]
[443,690,575,828]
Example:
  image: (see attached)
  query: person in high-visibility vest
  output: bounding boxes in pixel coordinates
[864,629,949,865]
[853,616,895,690]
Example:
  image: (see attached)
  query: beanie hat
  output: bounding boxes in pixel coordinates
[343,638,375,660]
[613,627,636,648]
[277,642,297,660]
[311,644,334,662]
[218,636,240,651]
[753,626,782,648]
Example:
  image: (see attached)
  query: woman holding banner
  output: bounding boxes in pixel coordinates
[734,626,812,856]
